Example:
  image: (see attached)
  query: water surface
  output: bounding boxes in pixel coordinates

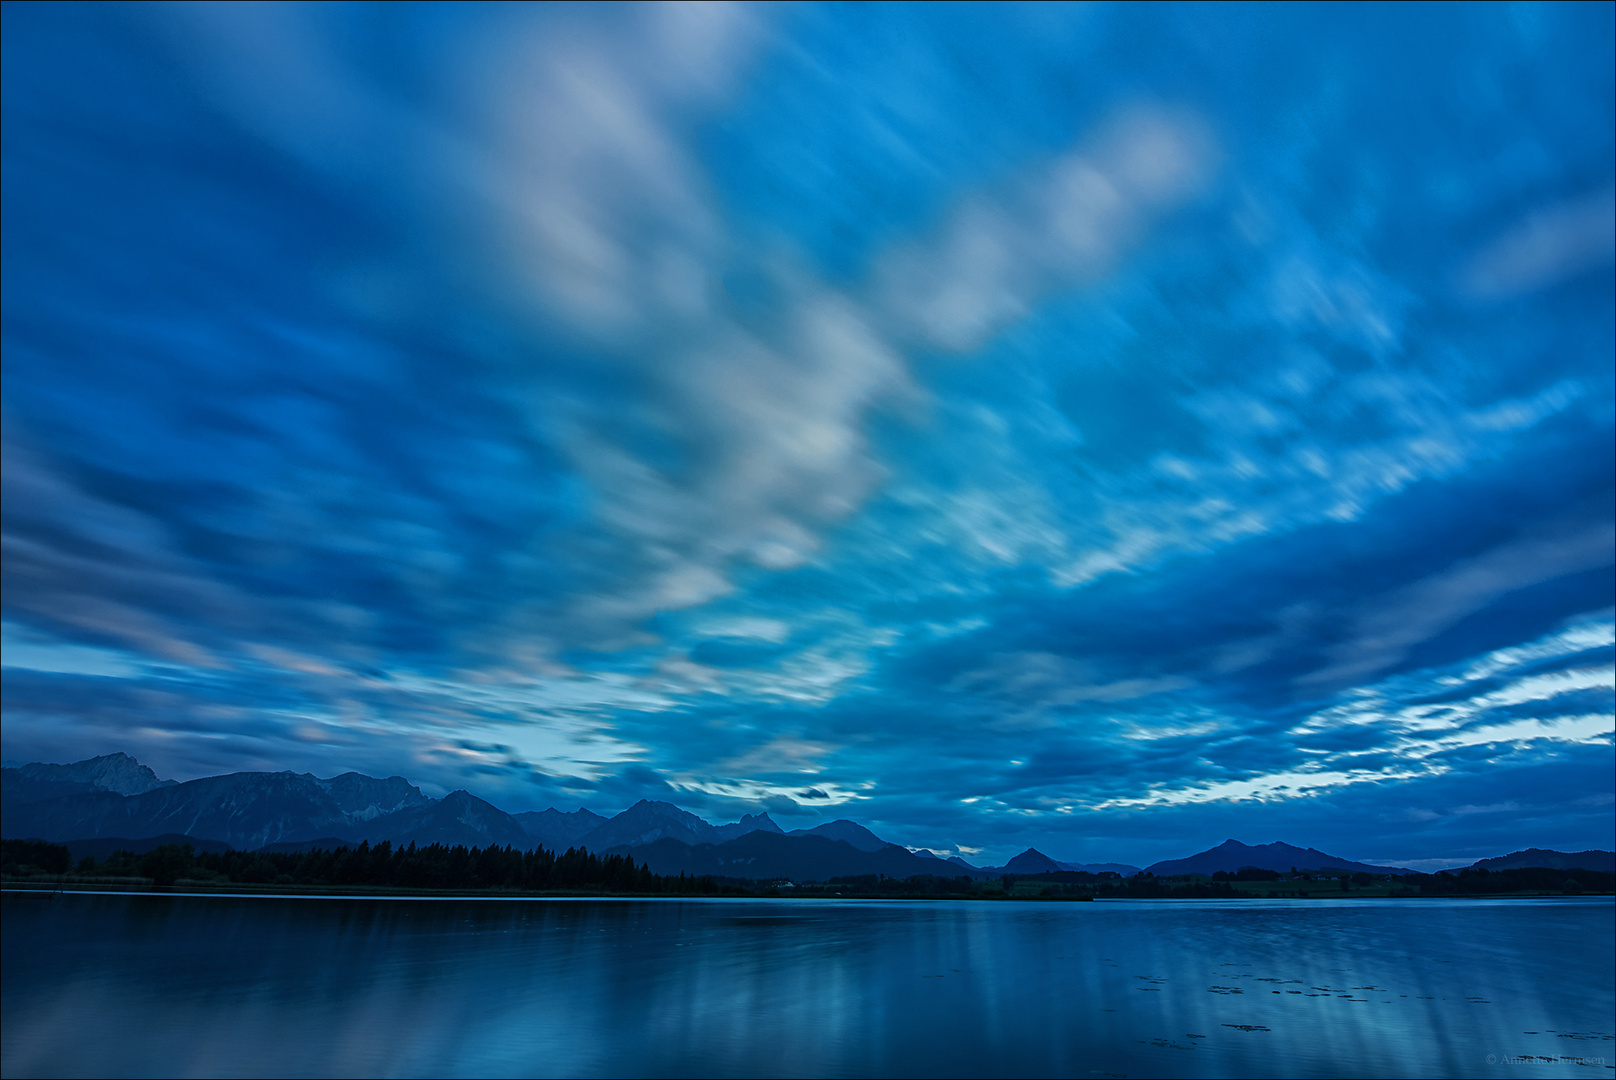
[3,894,1611,1077]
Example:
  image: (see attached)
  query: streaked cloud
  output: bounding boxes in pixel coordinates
[2,2,1610,863]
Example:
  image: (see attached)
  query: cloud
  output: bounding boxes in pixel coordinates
[1459,187,1616,301]
[673,776,870,809]
[2,3,1612,860]
[0,622,147,679]
[875,107,1218,352]
[512,101,1218,648]
[949,651,1195,728]
[1300,509,1615,688]
[713,736,836,778]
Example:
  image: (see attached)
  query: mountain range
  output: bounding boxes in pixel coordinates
[4,753,1607,882]
[1452,848,1615,874]
[1142,839,1418,877]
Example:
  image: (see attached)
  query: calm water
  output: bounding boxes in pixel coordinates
[2,893,1612,1078]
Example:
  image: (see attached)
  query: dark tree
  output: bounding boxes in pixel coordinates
[0,839,71,875]
[138,843,195,887]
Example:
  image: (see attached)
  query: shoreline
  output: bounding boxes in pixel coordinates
[6,883,1610,903]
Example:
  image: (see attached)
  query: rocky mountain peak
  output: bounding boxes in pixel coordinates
[15,752,173,796]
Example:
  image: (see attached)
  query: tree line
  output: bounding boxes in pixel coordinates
[4,838,1610,897]
[809,867,1613,899]
[2,837,727,894]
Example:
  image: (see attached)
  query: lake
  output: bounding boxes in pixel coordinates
[2,893,1611,1078]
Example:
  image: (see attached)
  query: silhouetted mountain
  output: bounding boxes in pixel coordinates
[358,790,534,849]
[960,850,1140,876]
[612,831,958,882]
[788,819,889,852]
[1002,848,1063,874]
[1,771,104,804]
[711,812,783,842]
[1146,839,1414,876]
[1053,860,1142,875]
[6,755,781,856]
[1455,848,1614,873]
[575,800,716,849]
[318,773,430,820]
[11,752,174,796]
[3,770,348,849]
[1,758,524,851]
[573,800,781,851]
[9,752,1505,879]
[513,808,609,850]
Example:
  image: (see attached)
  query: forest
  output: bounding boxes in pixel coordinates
[3,839,1610,898]
[1,837,726,894]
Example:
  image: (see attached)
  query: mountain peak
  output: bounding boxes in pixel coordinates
[15,752,173,796]
[1002,848,1063,874]
[791,819,890,852]
[1146,839,1414,877]
[627,799,694,817]
[577,799,712,850]
[1467,848,1615,873]
[709,810,784,843]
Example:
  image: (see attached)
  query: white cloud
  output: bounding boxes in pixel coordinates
[875,107,1218,351]
[1267,254,1410,357]
[696,617,793,643]
[1049,365,1587,593]
[1091,765,1432,809]
[714,736,836,777]
[1459,187,1616,301]
[150,5,1228,663]
[1458,617,1614,682]
[1090,617,1613,810]
[0,622,147,679]
[672,776,869,807]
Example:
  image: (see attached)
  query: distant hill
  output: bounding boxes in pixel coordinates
[361,790,533,849]
[2,768,438,850]
[788,819,890,852]
[1,754,791,859]
[1001,848,1063,874]
[961,849,1141,876]
[712,813,783,843]
[1055,860,1141,876]
[612,831,955,882]
[1453,848,1615,873]
[510,805,784,853]
[902,847,1140,877]
[512,808,608,851]
[9,752,1496,883]
[63,834,233,860]
[1145,839,1415,877]
[6,770,354,850]
[572,799,715,849]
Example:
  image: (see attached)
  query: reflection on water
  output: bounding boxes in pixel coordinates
[3,895,1611,1078]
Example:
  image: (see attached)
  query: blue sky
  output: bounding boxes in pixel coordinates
[3,2,1611,869]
